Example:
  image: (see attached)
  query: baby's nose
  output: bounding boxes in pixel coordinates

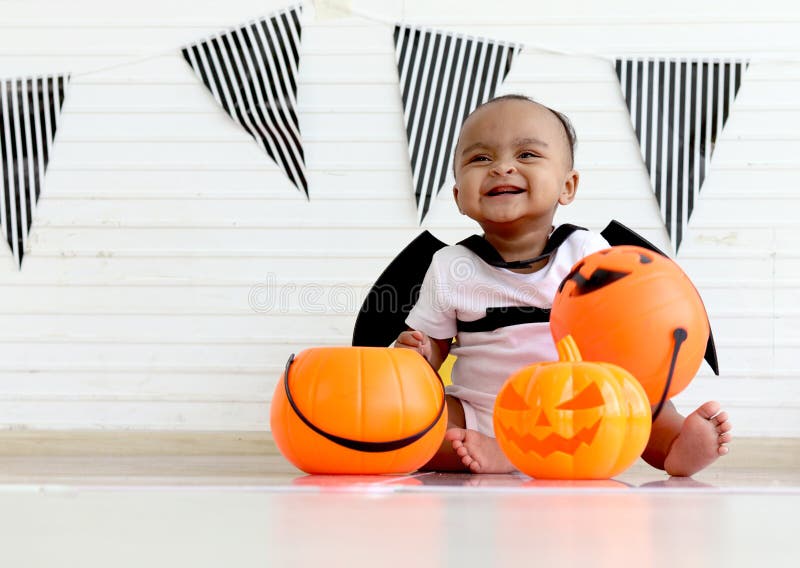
[492,160,517,175]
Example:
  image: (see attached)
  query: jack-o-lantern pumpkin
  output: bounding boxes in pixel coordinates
[270,346,447,474]
[494,335,651,479]
[550,245,710,406]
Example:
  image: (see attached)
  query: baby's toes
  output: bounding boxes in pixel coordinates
[469,461,482,473]
[719,432,732,444]
[455,445,469,458]
[717,420,732,434]
[717,445,730,456]
[711,411,729,426]
[698,400,722,419]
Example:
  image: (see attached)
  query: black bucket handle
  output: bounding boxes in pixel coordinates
[282,353,446,453]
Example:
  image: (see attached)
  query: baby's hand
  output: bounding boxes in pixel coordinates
[395,330,432,361]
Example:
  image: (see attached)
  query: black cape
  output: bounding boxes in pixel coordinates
[351,220,718,375]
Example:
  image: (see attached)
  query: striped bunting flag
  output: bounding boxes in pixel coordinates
[182,5,307,196]
[393,25,522,222]
[615,58,748,252]
[1,75,68,268]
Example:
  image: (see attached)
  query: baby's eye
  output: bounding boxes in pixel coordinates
[469,155,490,163]
[519,151,539,159]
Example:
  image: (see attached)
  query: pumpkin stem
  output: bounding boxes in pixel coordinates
[556,335,583,362]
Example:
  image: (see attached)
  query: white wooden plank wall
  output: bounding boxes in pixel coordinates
[0,0,798,434]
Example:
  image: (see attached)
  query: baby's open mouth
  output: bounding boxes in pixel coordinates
[487,187,525,196]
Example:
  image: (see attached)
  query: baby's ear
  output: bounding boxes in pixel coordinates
[559,170,579,205]
[453,185,464,213]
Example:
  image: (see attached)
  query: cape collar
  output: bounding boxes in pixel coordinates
[457,224,586,269]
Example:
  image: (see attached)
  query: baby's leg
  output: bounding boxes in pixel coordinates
[418,395,471,471]
[444,397,514,474]
[445,428,515,474]
[643,400,731,477]
[663,401,731,477]
[419,396,515,473]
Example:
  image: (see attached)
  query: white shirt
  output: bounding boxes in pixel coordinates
[406,227,610,428]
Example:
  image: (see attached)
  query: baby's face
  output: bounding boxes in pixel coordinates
[452,99,576,229]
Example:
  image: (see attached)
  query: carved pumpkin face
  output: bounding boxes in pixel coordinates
[494,336,651,479]
[551,245,711,404]
[270,347,447,475]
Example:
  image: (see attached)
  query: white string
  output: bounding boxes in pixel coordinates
[7,1,800,82]
[43,3,308,82]
[344,5,800,65]
[69,49,177,80]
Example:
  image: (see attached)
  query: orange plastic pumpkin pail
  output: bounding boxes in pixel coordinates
[494,335,651,479]
[551,245,710,405]
[270,346,447,474]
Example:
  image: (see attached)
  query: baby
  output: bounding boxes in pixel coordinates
[395,95,731,476]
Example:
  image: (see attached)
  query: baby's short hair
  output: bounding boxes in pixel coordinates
[455,94,578,169]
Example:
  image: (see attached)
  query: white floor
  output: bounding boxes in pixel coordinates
[1,436,797,568]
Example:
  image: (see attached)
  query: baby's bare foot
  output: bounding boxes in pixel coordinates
[444,428,516,474]
[664,401,731,477]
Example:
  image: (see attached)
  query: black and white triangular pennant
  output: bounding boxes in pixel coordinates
[182,5,308,196]
[615,58,748,252]
[393,25,522,222]
[1,74,69,268]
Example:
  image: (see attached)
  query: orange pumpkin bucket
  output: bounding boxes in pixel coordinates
[270,346,447,474]
[494,335,651,479]
[550,245,711,407]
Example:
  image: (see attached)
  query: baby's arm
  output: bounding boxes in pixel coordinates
[395,330,452,370]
